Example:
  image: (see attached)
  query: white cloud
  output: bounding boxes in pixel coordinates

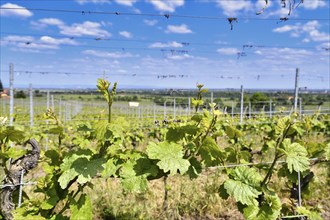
[147,0,184,12]
[82,50,138,58]
[76,0,137,6]
[302,0,327,9]
[40,36,78,45]
[217,48,240,55]
[144,19,158,26]
[2,35,79,52]
[39,18,65,26]
[165,24,192,34]
[119,31,133,38]
[254,48,313,61]
[215,0,253,16]
[273,24,299,33]
[167,54,193,60]
[60,21,111,37]
[0,3,33,17]
[114,0,137,6]
[149,41,183,48]
[273,20,330,42]
[3,35,34,42]
[33,18,110,37]
[75,0,110,4]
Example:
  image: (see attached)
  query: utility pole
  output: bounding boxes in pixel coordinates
[173,98,176,120]
[240,85,244,124]
[9,63,14,126]
[293,68,302,209]
[269,99,272,118]
[294,68,299,112]
[29,83,34,127]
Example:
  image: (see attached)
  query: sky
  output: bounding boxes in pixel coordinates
[0,0,329,89]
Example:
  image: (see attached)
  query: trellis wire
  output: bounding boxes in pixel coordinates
[209,157,323,170]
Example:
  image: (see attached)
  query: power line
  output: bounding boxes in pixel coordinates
[1,39,329,58]
[0,70,327,82]
[1,31,328,51]
[1,7,329,21]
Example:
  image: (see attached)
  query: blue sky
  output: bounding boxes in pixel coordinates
[0,0,329,89]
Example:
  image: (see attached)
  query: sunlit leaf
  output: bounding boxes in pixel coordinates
[147,141,190,175]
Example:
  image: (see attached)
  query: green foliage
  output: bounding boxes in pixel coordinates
[3,80,329,219]
[221,167,262,206]
[0,79,3,92]
[14,90,27,99]
[97,78,117,123]
[296,206,323,220]
[191,84,208,112]
[147,141,190,175]
[281,140,309,173]
[197,136,224,167]
[243,193,281,220]
[70,194,93,220]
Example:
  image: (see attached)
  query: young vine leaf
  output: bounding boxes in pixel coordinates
[146,141,190,175]
[221,166,262,206]
[281,140,309,173]
[197,136,224,167]
[243,193,281,220]
[70,194,93,220]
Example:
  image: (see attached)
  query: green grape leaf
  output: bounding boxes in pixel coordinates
[146,141,190,175]
[59,156,104,189]
[296,206,323,220]
[191,114,203,123]
[0,126,25,142]
[101,158,117,178]
[198,136,224,167]
[40,188,59,210]
[48,126,64,135]
[325,143,330,160]
[283,142,309,173]
[120,160,148,192]
[70,194,93,220]
[49,214,69,220]
[218,183,229,200]
[225,125,242,139]
[58,169,79,189]
[13,209,46,220]
[134,157,159,177]
[45,150,61,166]
[3,147,27,160]
[187,157,202,179]
[94,120,109,141]
[243,193,281,220]
[275,116,290,135]
[166,125,198,142]
[223,166,262,206]
[60,149,93,171]
[72,158,105,185]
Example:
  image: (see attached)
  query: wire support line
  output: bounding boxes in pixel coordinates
[1,7,329,21]
[7,0,330,2]
[2,31,329,51]
[0,182,37,189]
[209,157,328,170]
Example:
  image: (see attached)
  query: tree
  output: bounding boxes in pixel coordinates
[14,90,27,99]
[250,92,268,110]
[0,79,3,93]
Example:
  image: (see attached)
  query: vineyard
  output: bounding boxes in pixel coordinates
[0,79,329,219]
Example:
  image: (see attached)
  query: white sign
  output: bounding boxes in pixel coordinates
[129,102,139,107]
